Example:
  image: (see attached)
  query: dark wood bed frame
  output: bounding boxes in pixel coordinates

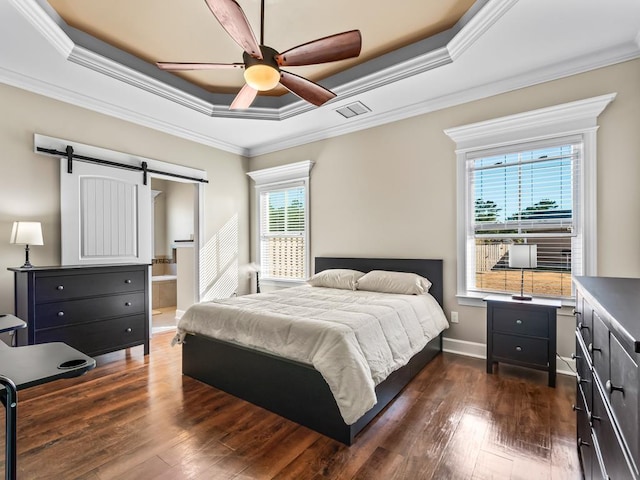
[181,257,444,445]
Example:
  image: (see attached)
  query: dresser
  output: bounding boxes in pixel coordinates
[9,264,150,357]
[485,295,560,387]
[574,276,640,479]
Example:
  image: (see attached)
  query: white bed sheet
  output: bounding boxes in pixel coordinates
[174,285,449,424]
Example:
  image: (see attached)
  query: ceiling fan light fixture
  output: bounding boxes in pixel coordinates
[244,64,280,91]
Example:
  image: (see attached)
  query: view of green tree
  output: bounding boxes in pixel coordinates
[507,198,558,220]
[475,198,501,223]
[268,198,304,232]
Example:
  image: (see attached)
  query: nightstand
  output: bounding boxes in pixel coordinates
[485,295,561,387]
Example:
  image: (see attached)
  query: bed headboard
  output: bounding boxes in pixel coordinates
[314,257,444,307]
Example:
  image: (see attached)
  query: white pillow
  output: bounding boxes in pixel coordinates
[307,269,365,290]
[356,270,432,295]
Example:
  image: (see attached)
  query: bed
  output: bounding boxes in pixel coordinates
[177,257,446,445]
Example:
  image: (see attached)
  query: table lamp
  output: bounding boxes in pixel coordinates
[10,221,44,268]
[509,243,537,301]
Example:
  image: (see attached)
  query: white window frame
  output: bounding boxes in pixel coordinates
[247,160,313,288]
[445,93,616,306]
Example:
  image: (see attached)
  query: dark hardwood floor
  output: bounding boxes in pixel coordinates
[1,332,580,479]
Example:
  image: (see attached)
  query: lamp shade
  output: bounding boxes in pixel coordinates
[10,221,44,246]
[509,244,537,269]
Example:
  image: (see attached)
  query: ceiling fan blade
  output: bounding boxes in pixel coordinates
[230,84,258,109]
[276,30,362,67]
[279,71,336,107]
[204,0,262,59]
[156,62,244,71]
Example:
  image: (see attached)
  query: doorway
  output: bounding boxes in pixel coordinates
[151,177,198,333]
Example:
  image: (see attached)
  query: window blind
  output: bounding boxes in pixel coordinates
[467,138,583,298]
[259,185,306,280]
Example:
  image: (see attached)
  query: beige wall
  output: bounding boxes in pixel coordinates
[151,177,196,257]
[0,82,250,312]
[248,59,640,359]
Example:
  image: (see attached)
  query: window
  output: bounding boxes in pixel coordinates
[445,94,615,304]
[468,139,580,298]
[247,161,313,284]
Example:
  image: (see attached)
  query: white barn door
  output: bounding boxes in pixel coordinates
[60,159,152,265]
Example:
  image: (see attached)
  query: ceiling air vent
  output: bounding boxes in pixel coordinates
[335,101,371,119]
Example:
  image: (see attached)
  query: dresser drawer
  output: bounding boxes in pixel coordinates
[34,315,146,356]
[492,306,549,337]
[492,333,549,367]
[576,332,593,413]
[592,382,636,479]
[576,388,595,480]
[576,293,593,352]
[592,311,610,385]
[35,270,146,302]
[34,293,146,330]
[609,333,640,473]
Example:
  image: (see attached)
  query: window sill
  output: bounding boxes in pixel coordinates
[260,278,306,290]
[456,292,576,308]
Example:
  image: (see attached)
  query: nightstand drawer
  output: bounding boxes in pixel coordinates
[492,306,549,337]
[492,333,549,366]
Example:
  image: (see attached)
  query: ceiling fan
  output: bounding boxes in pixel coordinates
[157,0,362,109]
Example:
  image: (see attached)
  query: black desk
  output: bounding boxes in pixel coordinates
[0,321,95,480]
[0,316,25,347]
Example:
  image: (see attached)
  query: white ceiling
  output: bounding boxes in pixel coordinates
[1,0,640,158]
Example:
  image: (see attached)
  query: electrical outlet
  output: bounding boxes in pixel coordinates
[450,311,459,323]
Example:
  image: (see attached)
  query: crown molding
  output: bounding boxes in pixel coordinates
[248,43,637,157]
[247,160,314,186]
[444,93,617,150]
[6,1,639,158]
[68,45,216,116]
[8,0,72,57]
[447,0,518,60]
[0,65,248,156]
[12,0,509,121]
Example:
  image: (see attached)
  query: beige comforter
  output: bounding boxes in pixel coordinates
[174,285,449,424]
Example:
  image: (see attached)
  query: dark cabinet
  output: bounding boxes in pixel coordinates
[485,295,560,387]
[9,264,150,357]
[574,276,640,479]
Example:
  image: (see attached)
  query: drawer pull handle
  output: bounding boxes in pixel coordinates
[570,353,581,360]
[605,380,624,395]
[125,302,132,307]
[125,328,132,333]
[57,285,64,291]
[578,437,590,448]
[572,404,582,412]
[578,322,588,331]
[124,279,132,284]
[588,343,601,354]
[515,346,522,352]
[588,413,601,423]
[515,319,523,325]
[57,311,64,317]
[577,375,589,385]
[573,309,581,317]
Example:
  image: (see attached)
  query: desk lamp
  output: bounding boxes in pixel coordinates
[509,243,537,301]
[10,221,43,268]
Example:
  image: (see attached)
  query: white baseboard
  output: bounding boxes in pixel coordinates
[442,337,486,359]
[442,337,576,377]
